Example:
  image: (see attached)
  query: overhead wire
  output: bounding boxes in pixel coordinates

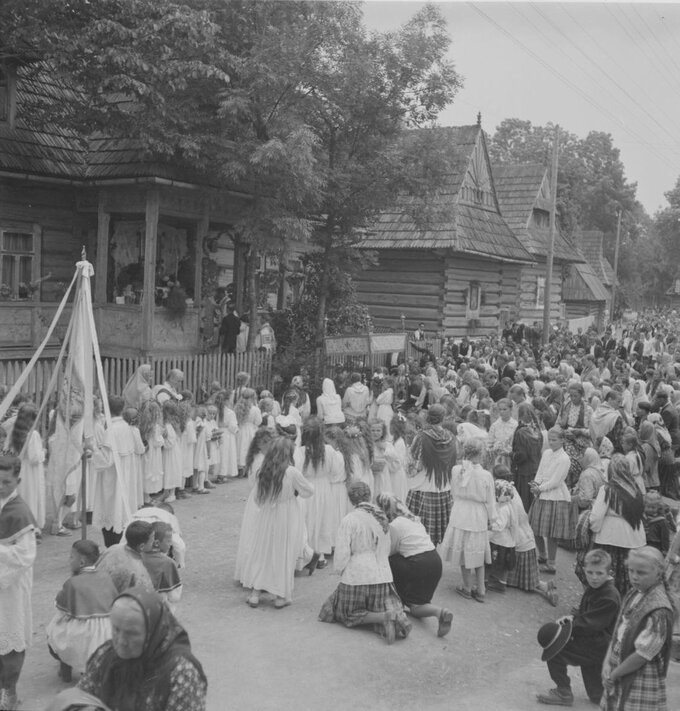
[628,5,680,88]
[468,2,679,173]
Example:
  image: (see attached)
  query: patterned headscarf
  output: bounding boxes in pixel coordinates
[604,453,644,530]
[349,482,389,533]
[375,493,419,523]
[494,479,515,503]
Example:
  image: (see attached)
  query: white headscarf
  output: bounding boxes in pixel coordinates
[321,378,341,404]
[122,364,153,410]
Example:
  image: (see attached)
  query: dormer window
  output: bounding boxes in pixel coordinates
[0,65,17,128]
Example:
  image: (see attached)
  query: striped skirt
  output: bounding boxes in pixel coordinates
[405,489,452,546]
[506,548,540,591]
[318,582,411,639]
[528,498,575,540]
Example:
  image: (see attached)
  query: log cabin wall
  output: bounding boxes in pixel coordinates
[517,261,563,325]
[499,262,522,326]
[354,249,444,334]
[442,254,503,338]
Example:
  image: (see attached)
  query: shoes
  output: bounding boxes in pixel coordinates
[274,597,290,609]
[55,527,72,537]
[471,589,485,603]
[437,608,453,638]
[215,476,228,484]
[196,489,210,495]
[538,581,559,607]
[383,611,396,645]
[541,564,557,574]
[538,557,547,565]
[455,585,472,600]
[536,688,574,706]
[176,490,191,500]
[305,552,321,576]
[316,558,328,570]
[486,580,506,593]
[0,689,18,711]
[204,480,217,489]
[165,495,176,503]
[246,592,260,608]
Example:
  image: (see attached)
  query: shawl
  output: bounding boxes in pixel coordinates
[122,365,153,410]
[46,687,112,711]
[638,421,661,457]
[494,478,515,503]
[409,425,457,490]
[92,587,205,710]
[590,403,621,442]
[55,569,118,619]
[605,583,674,710]
[604,467,644,530]
[559,400,585,429]
[141,552,182,594]
[0,491,36,542]
[320,378,341,405]
[355,502,390,534]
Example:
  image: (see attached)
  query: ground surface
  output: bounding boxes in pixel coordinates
[20,480,680,711]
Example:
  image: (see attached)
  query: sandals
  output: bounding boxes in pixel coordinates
[541,563,557,574]
[274,598,290,609]
[246,593,260,608]
[437,608,453,638]
[471,589,486,604]
[455,585,472,600]
[316,558,328,570]
[538,581,559,607]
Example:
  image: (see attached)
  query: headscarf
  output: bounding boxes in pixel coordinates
[122,365,153,410]
[589,401,621,441]
[604,454,644,530]
[638,421,661,457]
[320,378,341,404]
[348,481,389,533]
[581,447,604,474]
[375,493,419,523]
[598,436,614,460]
[629,379,648,409]
[494,478,515,503]
[96,588,205,710]
[409,411,457,489]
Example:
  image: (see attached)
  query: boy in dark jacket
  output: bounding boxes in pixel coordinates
[536,549,621,706]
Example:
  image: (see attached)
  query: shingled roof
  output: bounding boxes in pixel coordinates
[578,230,616,287]
[360,126,533,263]
[492,163,582,263]
[562,261,609,302]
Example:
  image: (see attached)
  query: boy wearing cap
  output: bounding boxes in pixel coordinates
[536,549,621,706]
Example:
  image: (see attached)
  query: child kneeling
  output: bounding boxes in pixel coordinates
[536,549,621,706]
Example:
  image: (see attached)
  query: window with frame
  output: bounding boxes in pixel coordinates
[535,276,546,308]
[1,230,36,299]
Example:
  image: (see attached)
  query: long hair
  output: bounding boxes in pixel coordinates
[301,416,325,472]
[281,389,297,416]
[138,400,162,445]
[10,402,37,455]
[162,400,181,432]
[605,453,644,529]
[244,427,274,479]
[235,387,256,426]
[212,389,231,425]
[325,426,353,482]
[256,437,294,505]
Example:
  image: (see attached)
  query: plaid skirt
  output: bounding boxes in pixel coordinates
[528,499,575,540]
[319,582,411,639]
[405,489,452,546]
[506,548,540,591]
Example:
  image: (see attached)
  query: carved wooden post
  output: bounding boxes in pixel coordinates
[142,189,160,353]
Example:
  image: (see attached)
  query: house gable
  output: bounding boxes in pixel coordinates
[459,132,498,212]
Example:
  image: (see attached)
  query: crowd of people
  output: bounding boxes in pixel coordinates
[2,310,680,709]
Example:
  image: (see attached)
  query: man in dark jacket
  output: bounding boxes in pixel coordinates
[219,304,241,354]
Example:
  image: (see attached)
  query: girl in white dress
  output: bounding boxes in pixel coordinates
[192,406,210,493]
[215,389,238,480]
[138,400,164,502]
[6,404,46,530]
[161,401,183,503]
[375,378,395,440]
[236,437,314,608]
[294,417,344,568]
[388,415,409,501]
[368,418,398,499]
[324,426,352,547]
[180,396,197,493]
[345,423,374,496]
[235,388,262,476]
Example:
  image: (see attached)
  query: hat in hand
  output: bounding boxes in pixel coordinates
[537,619,573,661]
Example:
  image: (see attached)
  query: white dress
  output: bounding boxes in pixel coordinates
[375,389,394,440]
[142,423,164,495]
[294,444,344,554]
[219,407,239,478]
[193,418,209,474]
[17,430,46,529]
[181,418,197,480]
[236,466,313,601]
[162,423,184,490]
[236,406,262,468]
[371,441,398,499]
[388,438,409,502]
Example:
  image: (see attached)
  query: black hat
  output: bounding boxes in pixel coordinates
[537,619,573,661]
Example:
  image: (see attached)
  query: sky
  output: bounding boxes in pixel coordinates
[361,1,680,216]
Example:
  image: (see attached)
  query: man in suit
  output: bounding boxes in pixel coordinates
[219,303,241,354]
[587,336,603,360]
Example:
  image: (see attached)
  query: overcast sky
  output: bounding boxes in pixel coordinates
[361,1,680,216]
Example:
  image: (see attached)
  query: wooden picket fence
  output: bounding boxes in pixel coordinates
[0,350,273,412]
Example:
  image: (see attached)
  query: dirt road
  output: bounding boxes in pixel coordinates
[20,479,680,711]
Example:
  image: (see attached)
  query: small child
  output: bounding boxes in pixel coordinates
[643,491,672,555]
[46,540,117,681]
[215,389,238,480]
[138,400,164,503]
[179,392,197,496]
[161,401,183,503]
[235,388,262,476]
[536,548,621,707]
[95,520,155,594]
[205,404,223,484]
[487,479,517,593]
[142,521,182,615]
[193,405,211,491]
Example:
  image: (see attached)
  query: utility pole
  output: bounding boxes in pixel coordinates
[542,125,559,345]
[610,208,623,324]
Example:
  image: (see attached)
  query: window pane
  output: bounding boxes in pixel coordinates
[2,255,15,290]
[3,232,33,253]
[19,255,32,283]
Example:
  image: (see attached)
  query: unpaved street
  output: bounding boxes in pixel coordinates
[21,479,680,711]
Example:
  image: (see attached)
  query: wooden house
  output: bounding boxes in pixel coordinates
[354,124,533,338]
[562,230,615,329]
[0,63,251,357]
[492,163,583,327]
[665,279,680,310]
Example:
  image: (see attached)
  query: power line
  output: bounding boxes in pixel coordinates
[468,2,679,173]
[629,5,680,87]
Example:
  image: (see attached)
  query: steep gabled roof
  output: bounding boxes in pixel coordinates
[579,230,615,287]
[493,163,582,263]
[360,125,533,263]
[562,261,609,302]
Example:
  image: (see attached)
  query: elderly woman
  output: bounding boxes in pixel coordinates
[122,364,153,411]
[528,427,574,574]
[572,448,606,511]
[375,493,452,638]
[558,382,593,489]
[319,482,411,644]
[590,390,626,454]
[47,588,206,711]
[589,454,646,596]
